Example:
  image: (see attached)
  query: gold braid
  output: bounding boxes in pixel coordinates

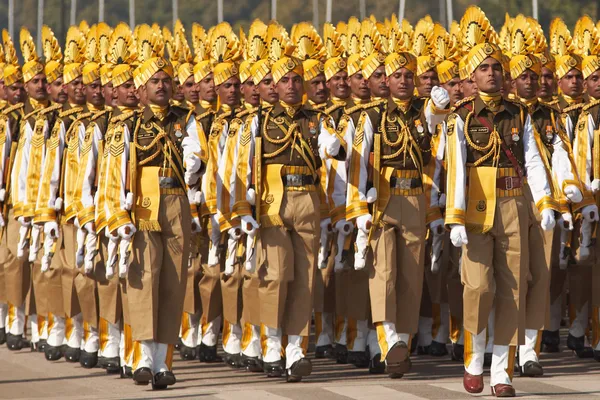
[463,111,501,167]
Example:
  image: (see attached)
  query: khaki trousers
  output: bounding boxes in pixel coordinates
[445,235,464,342]
[1,210,31,307]
[313,242,336,314]
[95,235,122,324]
[242,271,261,327]
[197,232,222,325]
[60,223,82,318]
[127,194,190,343]
[462,196,529,346]
[256,191,319,336]
[525,200,553,331]
[369,194,426,334]
[221,263,243,325]
[183,238,203,315]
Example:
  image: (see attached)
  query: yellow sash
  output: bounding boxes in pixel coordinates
[466,166,497,233]
[135,166,161,231]
[260,164,284,228]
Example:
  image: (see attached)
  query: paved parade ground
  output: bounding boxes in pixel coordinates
[1,333,600,400]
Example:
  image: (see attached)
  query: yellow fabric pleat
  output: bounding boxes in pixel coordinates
[449,316,462,343]
[165,344,174,370]
[132,340,142,369]
[7,304,15,329]
[222,320,232,347]
[181,312,191,341]
[99,318,109,352]
[375,323,389,360]
[260,324,268,358]
[466,166,497,233]
[346,318,357,350]
[464,330,473,369]
[241,322,253,352]
[37,315,46,337]
[314,312,323,340]
[124,324,133,364]
[334,316,345,343]
[506,346,517,381]
[65,317,74,340]
[47,313,55,333]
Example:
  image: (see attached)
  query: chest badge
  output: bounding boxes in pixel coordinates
[174,123,183,138]
[308,121,317,135]
[415,120,424,134]
[545,125,554,141]
[511,127,520,142]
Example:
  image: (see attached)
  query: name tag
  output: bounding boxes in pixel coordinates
[386,124,399,132]
[469,126,489,134]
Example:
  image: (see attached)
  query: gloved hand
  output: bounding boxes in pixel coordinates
[187,187,202,205]
[0,212,5,227]
[44,221,60,240]
[354,229,369,270]
[356,214,372,234]
[83,222,95,235]
[124,192,134,211]
[540,208,556,231]
[0,188,5,202]
[241,215,259,235]
[431,86,450,110]
[581,204,599,223]
[558,212,574,231]
[320,218,332,236]
[366,187,378,204]
[334,219,353,234]
[449,224,468,247]
[117,223,136,240]
[53,197,63,211]
[319,134,341,158]
[17,216,31,227]
[185,153,203,174]
[564,184,583,203]
[191,216,202,233]
[246,188,256,205]
[592,179,600,193]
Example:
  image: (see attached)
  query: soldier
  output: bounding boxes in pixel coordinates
[445,7,556,396]
[232,23,340,381]
[104,25,203,389]
[0,43,8,346]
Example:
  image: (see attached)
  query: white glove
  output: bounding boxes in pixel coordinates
[105,234,119,280]
[438,193,446,208]
[40,234,55,273]
[0,212,5,227]
[241,215,259,235]
[0,188,5,202]
[429,218,444,235]
[356,214,372,234]
[187,187,202,205]
[83,222,95,235]
[185,170,202,186]
[185,154,203,174]
[224,232,240,276]
[318,218,332,269]
[124,192,134,211]
[84,233,98,274]
[191,216,202,233]
[431,86,450,110]
[354,229,369,270]
[320,218,332,236]
[118,239,132,278]
[207,214,221,266]
[449,225,468,247]
[17,216,31,227]
[246,188,256,206]
[44,221,60,240]
[558,227,570,270]
[319,134,341,158]
[581,205,599,222]
[558,213,574,231]
[564,185,583,203]
[76,228,87,268]
[366,187,378,204]
[17,225,29,259]
[334,219,353,234]
[53,197,63,211]
[28,224,42,262]
[592,179,600,193]
[334,221,352,273]
[117,223,136,240]
[540,209,556,231]
[580,219,594,261]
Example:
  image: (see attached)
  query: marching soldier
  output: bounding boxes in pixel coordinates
[446,7,556,396]
[0,43,8,346]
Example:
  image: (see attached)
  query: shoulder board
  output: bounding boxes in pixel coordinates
[74,111,94,123]
[538,101,560,113]
[59,107,84,118]
[1,102,24,116]
[453,96,476,109]
[90,109,110,121]
[196,109,215,121]
[563,103,585,113]
[39,103,63,116]
[582,99,600,112]
[110,110,137,123]
[344,99,385,115]
[324,103,344,115]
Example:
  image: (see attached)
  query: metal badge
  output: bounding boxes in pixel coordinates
[512,127,520,142]
[415,120,424,134]
[175,130,183,138]
[309,121,317,135]
[546,125,554,141]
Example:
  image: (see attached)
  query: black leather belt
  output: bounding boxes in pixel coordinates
[283,174,315,187]
[390,177,422,189]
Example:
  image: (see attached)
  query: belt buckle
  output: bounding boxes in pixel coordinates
[159,176,176,188]
[505,176,513,191]
[286,174,302,186]
[399,178,411,190]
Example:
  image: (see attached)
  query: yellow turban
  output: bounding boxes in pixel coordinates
[465,42,503,77]
[361,52,386,80]
[134,57,174,89]
[324,57,347,81]
[193,60,212,84]
[45,61,63,84]
[178,62,194,86]
[436,60,459,84]
[100,64,114,86]
[417,55,437,77]
[509,54,542,80]
[272,56,303,84]
[23,60,45,83]
[82,62,101,85]
[347,54,362,77]
[213,62,238,86]
[251,59,271,85]
[555,54,582,80]
[3,65,23,87]
[63,63,83,84]
[385,52,417,77]
[302,59,325,81]
[583,55,600,80]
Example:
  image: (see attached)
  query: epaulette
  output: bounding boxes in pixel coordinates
[324,102,344,115]
[539,99,560,111]
[196,109,215,121]
[90,109,111,121]
[74,111,94,123]
[563,103,585,113]
[452,96,476,109]
[582,98,600,112]
[40,103,63,115]
[344,98,386,115]
[110,109,138,123]
[1,102,24,116]
[59,106,84,119]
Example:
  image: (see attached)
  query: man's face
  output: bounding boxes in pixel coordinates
[172,78,185,101]
[142,70,172,106]
[538,67,556,99]
[387,68,415,100]
[5,82,26,104]
[417,69,440,97]
[471,58,503,93]
[326,70,349,99]
[442,77,463,105]
[585,70,600,100]
[461,79,478,97]
[276,72,303,104]
[241,79,260,107]
[512,69,539,100]
[103,82,116,107]
[181,76,199,104]
[367,66,390,98]
[48,77,67,104]
[25,73,48,101]
[197,73,217,103]
[64,76,85,105]
[348,71,370,99]
[216,76,241,107]
[0,81,5,101]
[305,73,328,104]
[114,80,139,108]
[258,73,278,104]
[85,79,105,107]
[558,69,584,97]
